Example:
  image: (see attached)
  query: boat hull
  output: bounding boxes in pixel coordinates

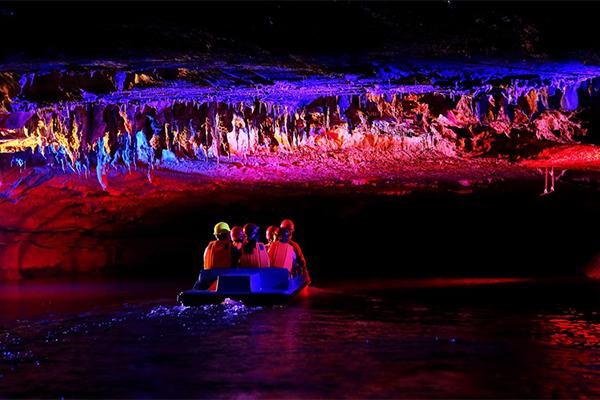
[177,267,310,306]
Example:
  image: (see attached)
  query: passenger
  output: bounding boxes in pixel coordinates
[280,219,306,274]
[238,223,270,268]
[230,226,244,250]
[203,222,232,269]
[265,225,278,250]
[230,225,244,267]
[268,227,296,274]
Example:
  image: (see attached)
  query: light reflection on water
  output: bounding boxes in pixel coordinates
[0,278,599,398]
[541,310,600,348]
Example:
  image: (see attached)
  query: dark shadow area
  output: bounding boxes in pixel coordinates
[93,183,600,284]
[2,1,600,61]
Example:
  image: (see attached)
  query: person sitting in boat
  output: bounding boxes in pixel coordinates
[230,225,244,266]
[238,223,270,268]
[203,222,232,269]
[280,219,306,273]
[265,225,278,250]
[268,227,296,274]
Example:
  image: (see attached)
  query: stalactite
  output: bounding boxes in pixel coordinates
[0,65,598,189]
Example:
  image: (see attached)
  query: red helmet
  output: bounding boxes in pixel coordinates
[266,225,278,242]
[280,219,295,232]
[230,226,244,242]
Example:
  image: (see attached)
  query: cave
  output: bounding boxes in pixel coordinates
[1,1,600,398]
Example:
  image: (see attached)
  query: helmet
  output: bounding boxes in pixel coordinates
[276,227,291,243]
[230,226,244,242]
[280,219,295,232]
[213,222,231,235]
[243,223,260,240]
[266,225,278,242]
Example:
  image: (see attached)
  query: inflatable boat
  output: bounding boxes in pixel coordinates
[177,267,311,306]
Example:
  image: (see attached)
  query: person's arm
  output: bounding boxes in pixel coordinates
[290,248,297,276]
[291,241,306,268]
[203,242,213,270]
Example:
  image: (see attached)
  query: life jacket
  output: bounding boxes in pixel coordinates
[204,240,232,269]
[239,242,270,268]
[268,241,296,271]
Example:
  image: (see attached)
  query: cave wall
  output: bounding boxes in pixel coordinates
[1,61,600,280]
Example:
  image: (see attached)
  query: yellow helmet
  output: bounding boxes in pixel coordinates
[213,222,231,235]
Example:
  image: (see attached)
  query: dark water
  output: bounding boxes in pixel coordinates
[1,277,600,398]
[2,185,600,398]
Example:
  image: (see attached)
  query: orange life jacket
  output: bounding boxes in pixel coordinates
[204,240,232,269]
[239,242,270,268]
[268,241,296,271]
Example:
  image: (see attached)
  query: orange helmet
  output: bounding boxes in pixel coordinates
[280,219,295,232]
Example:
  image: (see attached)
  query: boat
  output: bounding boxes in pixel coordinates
[177,267,311,306]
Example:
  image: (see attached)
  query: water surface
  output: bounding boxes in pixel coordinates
[1,277,599,398]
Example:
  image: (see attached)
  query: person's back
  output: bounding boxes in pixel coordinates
[204,239,232,269]
[289,240,306,269]
[239,241,270,268]
[203,221,232,269]
[268,240,296,272]
[238,223,270,268]
[229,225,244,267]
[280,219,306,273]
